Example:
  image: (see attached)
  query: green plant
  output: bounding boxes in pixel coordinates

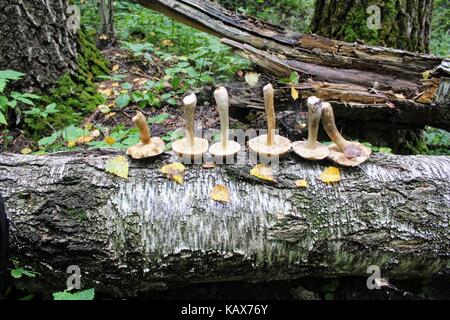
[0,70,40,126]
[53,288,95,300]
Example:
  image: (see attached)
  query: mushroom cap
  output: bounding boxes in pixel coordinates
[248,134,292,158]
[126,137,165,159]
[292,141,329,160]
[209,140,241,157]
[327,142,371,167]
[172,137,209,158]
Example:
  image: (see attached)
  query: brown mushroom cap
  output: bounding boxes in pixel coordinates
[248,134,292,159]
[327,142,371,167]
[292,141,329,160]
[127,137,165,159]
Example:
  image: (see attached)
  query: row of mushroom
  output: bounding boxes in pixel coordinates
[126,83,371,167]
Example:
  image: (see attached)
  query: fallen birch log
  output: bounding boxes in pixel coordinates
[0,150,449,296]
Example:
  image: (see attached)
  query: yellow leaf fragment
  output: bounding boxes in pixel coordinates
[104,136,116,145]
[21,148,32,155]
[422,70,430,80]
[98,88,112,97]
[319,166,341,184]
[160,162,185,185]
[210,185,230,203]
[295,179,309,188]
[161,39,174,47]
[76,136,93,145]
[250,164,274,182]
[291,84,299,101]
[105,156,129,179]
[244,72,260,87]
[67,141,76,148]
[112,64,120,72]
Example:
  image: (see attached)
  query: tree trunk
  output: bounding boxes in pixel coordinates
[133,0,449,131]
[311,0,434,53]
[97,0,116,48]
[1,150,449,296]
[0,0,78,91]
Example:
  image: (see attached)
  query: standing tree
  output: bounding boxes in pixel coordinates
[0,0,109,132]
[310,0,436,153]
[311,0,434,53]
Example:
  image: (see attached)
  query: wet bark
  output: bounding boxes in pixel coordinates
[311,0,434,53]
[0,150,449,296]
[0,0,77,90]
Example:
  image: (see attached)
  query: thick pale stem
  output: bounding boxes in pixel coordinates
[183,93,197,149]
[214,86,230,150]
[263,84,276,146]
[322,102,350,150]
[306,96,322,148]
[132,111,151,144]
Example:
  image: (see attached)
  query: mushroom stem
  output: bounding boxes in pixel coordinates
[321,102,351,150]
[183,93,197,149]
[263,83,276,146]
[132,111,151,144]
[214,86,230,150]
[306,96,322,149]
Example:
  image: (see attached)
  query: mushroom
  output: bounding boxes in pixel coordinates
[209,86,241,158]
[292,96,329,160]
[126,111,165,159]
[321,102,371,166]
[248,83,292,159]
[172,93,209,160]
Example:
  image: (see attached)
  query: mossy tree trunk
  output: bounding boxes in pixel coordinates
[0,0,78,91]
[311,0,434,53]
[0,0,109,136]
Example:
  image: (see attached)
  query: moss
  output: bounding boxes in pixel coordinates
[340,5,379,45]
[26,30,109,137]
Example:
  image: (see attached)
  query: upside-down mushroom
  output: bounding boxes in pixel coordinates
[321,102,371,166]
[172,93,209,159]
[209,86,241,158]
[292,96,329,160]
[126,111,165,159]
[248,83,291,159]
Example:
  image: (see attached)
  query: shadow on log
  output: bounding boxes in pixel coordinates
[0,150,449,296]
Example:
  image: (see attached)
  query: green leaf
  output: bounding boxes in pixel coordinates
[289,71,299,85]
[116,94,130,108]
[38,131,61,146]
[0,111,6,125]
[19,294,34,300]
[62,125,87,142]
[0,70,25,80]
[11,267,38,279]
[53,288,95,301]
[0,79,6,93]
[148,113,170,124]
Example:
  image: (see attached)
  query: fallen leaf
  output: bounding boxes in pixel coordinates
[160,162,185,185]
[319,166,341,184]
[295,179,309,188]
[161,39,174,47]
[21,148,32,155]
[245,72,260,87]
[422,70,430,80]
[67,141,76,148]
[76,136,93,145]
[105,156,129,179]
[250,164,274,182]
[112,64,120,72]
[210,185,230,203]
[105,112,116,119]
[98,88,112,97]
[291,84,299,101]
[104,136,116,145]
